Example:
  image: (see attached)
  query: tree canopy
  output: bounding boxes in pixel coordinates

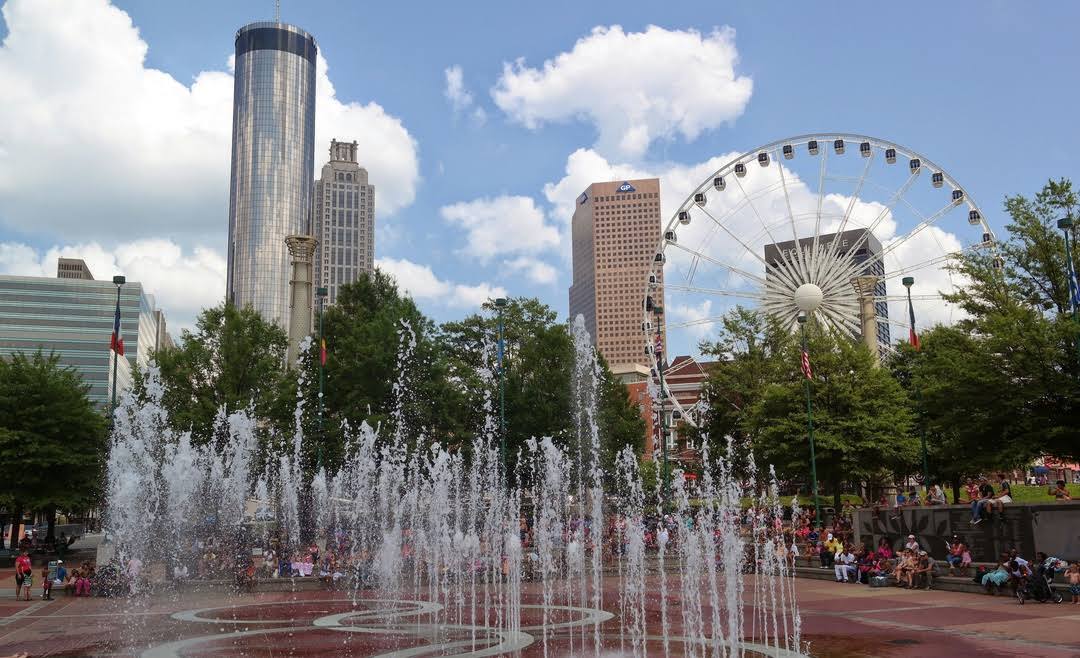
[0,351,106,521]
[141,303,291,444]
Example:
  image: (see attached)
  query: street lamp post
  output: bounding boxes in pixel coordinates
[494,297,508,476]
[108,275,126,430]
[316,286,327,469]
[653,303,668,507]
[1058,216,1080,361]
[794,282,823,524]
[903,276,931,498]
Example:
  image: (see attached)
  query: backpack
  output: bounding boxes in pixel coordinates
[973,565,989,583]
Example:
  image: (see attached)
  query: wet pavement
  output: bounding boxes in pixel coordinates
[0,573,1076,657]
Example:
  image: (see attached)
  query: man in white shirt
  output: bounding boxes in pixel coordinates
[834,546,857,582]
[904,534,920,552]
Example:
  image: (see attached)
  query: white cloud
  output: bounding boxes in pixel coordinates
[0,0,420,243]
[375,257,506,309]
[492,25,753,159]
[503,256,557,285]
[440,195,560,262]
[0,240,226,334]
[444,64,486,126]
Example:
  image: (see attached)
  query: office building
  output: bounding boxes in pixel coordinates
[226,21,318,331]
[57,258,94,280]
[763,228,890,349]
[313,140,375,305]
[0,267,171,408]
[569,178,664,370]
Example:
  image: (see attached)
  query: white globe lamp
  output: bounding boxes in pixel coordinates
[794,283,824,314]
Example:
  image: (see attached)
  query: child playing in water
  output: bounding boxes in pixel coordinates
[21,566,32,601]
[40,565,52,600]
[1067,562,1080,604]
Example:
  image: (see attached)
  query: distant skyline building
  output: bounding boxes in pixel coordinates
[313,139,376,305]
[0,264,172,407]
[568,178,664,370]
[57,258,94,280]
[763,228,890,350]
[226,21,318,331]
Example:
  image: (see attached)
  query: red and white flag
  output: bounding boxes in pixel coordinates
[800,348,812,380]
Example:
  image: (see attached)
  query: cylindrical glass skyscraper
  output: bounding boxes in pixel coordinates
[226,22,317,330]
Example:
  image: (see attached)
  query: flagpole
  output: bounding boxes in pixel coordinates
[494,297,508,479]
[655,304,668,509]
[904,276,931,498]
[798,314,820,525]
[1058,216,1080,362]
[316,286,327,470]
[108,275,125,431]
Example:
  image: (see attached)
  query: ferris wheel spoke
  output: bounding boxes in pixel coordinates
[814,167,923,292]
[696,204,804,294]
[877,200,963,262]
[667,315,739,329]
[876,253,960,281]
[873,294,943,302]
[662,283,767,300]
[823,150,875,265]
[774,155,811,284]
[667,241,780,291]
[819,304,862,336]
[811,147,830,283]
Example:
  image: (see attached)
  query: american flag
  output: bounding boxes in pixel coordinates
[109,298,124,356]
[654,333,663,361]
[907,294,921,351]
[800,348,812,380]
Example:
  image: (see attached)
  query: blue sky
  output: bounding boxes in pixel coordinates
[1,0,1078,351]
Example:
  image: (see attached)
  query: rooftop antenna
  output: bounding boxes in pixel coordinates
[274,0,280,22]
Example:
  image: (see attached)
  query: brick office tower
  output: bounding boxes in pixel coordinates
[569,178,664,368]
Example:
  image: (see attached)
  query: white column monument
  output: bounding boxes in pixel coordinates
[285,235,318,368]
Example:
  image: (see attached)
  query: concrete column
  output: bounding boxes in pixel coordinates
[285,235,318,368]
[852,275,880,366]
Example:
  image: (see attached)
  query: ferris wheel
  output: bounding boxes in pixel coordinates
[642,133,996,424]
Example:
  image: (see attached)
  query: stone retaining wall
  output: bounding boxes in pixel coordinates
[853,502,1080,562]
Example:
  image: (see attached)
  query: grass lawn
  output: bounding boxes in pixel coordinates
[1008,483,1080,503]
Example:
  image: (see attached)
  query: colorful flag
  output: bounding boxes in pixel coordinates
[320,338,327,366]
[109,299,124,356]
[800,348,812,380]
[907,294,921,351]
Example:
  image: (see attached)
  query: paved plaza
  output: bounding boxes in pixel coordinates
[0,572,1077,657]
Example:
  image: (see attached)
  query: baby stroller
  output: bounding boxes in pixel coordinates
[1016,562,1063,604]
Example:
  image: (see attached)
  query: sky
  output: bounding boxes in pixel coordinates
[1,0,1078,352]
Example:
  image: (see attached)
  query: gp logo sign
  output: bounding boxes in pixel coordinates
[617,181,636,193]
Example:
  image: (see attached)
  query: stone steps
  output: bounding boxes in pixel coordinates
[793,565,1071,596]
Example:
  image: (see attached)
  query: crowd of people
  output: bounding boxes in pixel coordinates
[13,549,97,600]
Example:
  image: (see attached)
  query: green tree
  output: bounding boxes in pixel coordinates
[890,328,1034,503]
[746,323,917,508]
[698,306,791,473]
[141,303,291,444]
[927,179,1080,463]
[595,353,647,479]
[441,298,575,476]
[440,298,645,481]
[0,351,106,545]
[698,307,917,504]
[302,270,466,471]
